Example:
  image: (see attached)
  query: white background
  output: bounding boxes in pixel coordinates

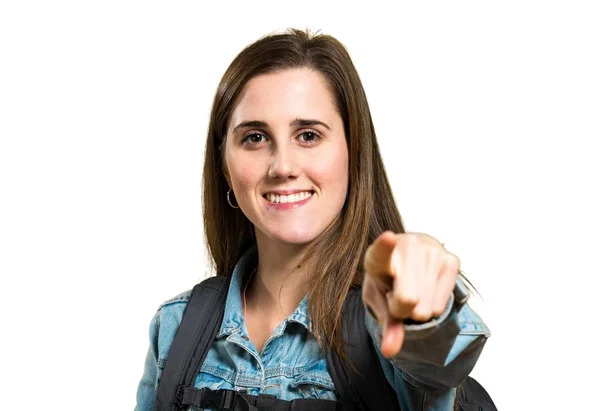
[1,1,599,410]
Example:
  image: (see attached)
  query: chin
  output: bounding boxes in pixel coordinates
[274,233,318,245]
[264,226,323,246]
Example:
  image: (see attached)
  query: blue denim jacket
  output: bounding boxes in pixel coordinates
[135,248,490,411]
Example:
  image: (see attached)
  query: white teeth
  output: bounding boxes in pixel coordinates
[265,191,313,204]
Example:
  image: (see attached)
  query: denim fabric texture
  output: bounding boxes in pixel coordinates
[135,248,490,411]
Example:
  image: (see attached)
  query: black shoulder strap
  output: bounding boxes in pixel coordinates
[327,288,402,411]
[154,276,230,411]
[456,377,498,411]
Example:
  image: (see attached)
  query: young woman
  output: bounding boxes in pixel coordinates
[135,29,491,411]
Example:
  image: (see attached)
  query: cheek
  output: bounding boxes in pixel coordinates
[334,150,349,183]
[310,147,349,193]
[224,142,258,190]
[229,163,261,195]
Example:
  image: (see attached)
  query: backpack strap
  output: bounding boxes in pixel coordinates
[180,387,356,411]
[456,377,498,411]
[327,288,402,411]
[154,276,229,411]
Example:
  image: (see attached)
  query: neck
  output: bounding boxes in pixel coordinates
[245,231,311,317]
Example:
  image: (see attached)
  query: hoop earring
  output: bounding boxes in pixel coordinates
[227,189,240,209]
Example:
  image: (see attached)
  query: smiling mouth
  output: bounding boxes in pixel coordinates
[263,191,314,204]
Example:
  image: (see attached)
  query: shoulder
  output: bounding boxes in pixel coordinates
[155,288,193,324]
[158,289,192,310]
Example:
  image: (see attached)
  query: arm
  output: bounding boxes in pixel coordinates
[365,281,490,390]
[134,291,191,410]
[135,314,160,411]
[361,232,491,409]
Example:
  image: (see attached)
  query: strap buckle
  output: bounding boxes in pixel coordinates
[198,389,238,409]
[219,389,237,409]
[181,387,238,409]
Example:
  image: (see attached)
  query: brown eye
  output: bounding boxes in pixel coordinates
[298,131,321,144]
[243,133,267,145]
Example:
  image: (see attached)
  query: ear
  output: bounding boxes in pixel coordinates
[220,133,233,188]
[222,161,232,188]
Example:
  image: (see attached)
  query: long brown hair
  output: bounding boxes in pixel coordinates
[202,28,405,357]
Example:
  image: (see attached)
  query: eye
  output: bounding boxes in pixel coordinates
[242,132,267,146]
[297,130,321,144]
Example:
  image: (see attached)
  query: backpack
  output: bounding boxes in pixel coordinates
[154,276,496,411]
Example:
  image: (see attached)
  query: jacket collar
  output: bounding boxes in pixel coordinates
[217,246,312,337]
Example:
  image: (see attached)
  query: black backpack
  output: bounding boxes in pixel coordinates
[154,276,496,411]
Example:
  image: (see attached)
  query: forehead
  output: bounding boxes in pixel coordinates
[229,68,339,130]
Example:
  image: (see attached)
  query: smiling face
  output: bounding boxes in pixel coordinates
[223,68,349,246]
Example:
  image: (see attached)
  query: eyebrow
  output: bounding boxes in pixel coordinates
[232,118,331,133]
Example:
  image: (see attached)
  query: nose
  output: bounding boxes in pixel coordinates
[268,145,299,180]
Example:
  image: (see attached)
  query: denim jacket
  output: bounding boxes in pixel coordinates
[135,248,490,411]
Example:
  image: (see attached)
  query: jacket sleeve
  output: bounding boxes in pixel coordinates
[364,278,491,409]
[135,313,161,411]
[134,294,189,411]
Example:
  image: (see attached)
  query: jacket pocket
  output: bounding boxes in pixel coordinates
[290,372,337,400]
[194,366,236,391]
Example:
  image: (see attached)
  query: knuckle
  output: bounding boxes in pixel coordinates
[406,234,422,248]
[431,309,444,318]
[396,291,419,307]
[388,293,419,318]
[388,301,406,318]
[431,302,447,317]
[411,305,432,322]
[446,253,461,271]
